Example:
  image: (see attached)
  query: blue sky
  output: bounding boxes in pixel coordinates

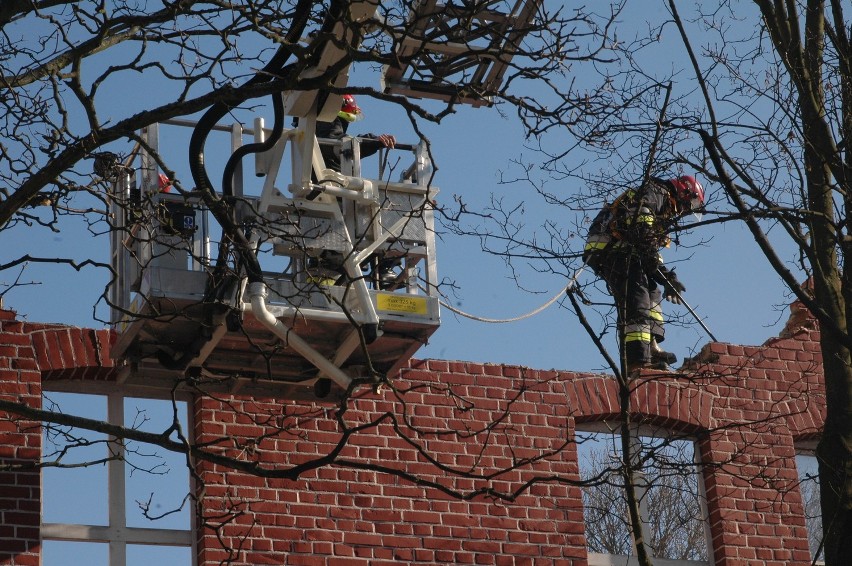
[0,75,795,374]
[0,99,794,373]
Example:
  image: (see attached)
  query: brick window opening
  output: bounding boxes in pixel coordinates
[42,393,108,527]
[41,391,193,566]
[795,444,824,565]
[577,425,710,566]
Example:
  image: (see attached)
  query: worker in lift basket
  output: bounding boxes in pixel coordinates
[316,94,396,171]
[582,175,705,373]
[313,94,402,289]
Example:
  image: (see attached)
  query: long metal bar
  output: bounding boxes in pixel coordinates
[247,282,353,390]
[40,523,193,546]
[657,268,718,342]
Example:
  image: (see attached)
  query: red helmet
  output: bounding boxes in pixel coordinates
[670,175,704,211]
[339,94,362,122]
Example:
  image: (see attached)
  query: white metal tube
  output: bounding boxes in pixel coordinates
[247,282,353,390]
[253,117,267,177]
[245,302,354,324]
[107,393,127,566]
[324,205,381,329]
[230,123,244,197]
[312,184,368,202]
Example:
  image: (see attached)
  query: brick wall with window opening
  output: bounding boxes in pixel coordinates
[0,298,825,565]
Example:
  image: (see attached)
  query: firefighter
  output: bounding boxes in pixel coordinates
[582,175,705,373]
[316,94,396,171]
[312,94,401,288]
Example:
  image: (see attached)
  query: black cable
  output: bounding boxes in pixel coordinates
[155,1,316,369]
[191,0,316,289]
[189,0,315,198]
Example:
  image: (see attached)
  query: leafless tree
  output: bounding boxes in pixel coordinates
[10,1,843,564]
[0,0,676,562]
[799,460,825,563]
[580,435,707,561]
[440,1,852,563]
[669,3,852,563]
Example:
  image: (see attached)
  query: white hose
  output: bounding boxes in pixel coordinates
[247,282,352,390]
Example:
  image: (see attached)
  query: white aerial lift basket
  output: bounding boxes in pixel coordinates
[104,0,540,401]
[108,119,440,402]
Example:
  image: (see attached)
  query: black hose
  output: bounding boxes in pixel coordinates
[218,0,348,199]
[217,73,288,286]
[187,0,316,287]
[156,1,335,369]
[221,85,286,198]
[188,45,293,199]
[189,0,315,197]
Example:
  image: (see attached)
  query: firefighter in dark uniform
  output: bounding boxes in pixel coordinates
[316,94,396,171]
[583,176,705,372]
[311,94,400,288]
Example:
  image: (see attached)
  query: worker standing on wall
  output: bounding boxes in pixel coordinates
[582,175,705,373]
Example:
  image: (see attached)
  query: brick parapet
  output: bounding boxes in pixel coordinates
[678,309,824,565]
[0,309,41,566]
[27,323,115,382]
[0,298,831,565]
[193,368,589,565]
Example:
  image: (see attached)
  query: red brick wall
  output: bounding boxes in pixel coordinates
[688,315,824,566]
[0,312,114,566]
[193,363,587,565]
[0,310,42,566]
[0,302,829,565]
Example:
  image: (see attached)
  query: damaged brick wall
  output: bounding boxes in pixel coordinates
[0,302,827,565]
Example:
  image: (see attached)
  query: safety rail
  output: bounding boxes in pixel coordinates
[103,0,540,401]
[109,117,440,401]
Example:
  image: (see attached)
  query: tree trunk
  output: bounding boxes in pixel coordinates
[815,336,852,566]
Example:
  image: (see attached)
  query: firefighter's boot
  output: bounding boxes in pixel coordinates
[651,339,677,365]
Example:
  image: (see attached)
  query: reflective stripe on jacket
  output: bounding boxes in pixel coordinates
[584,178,675,254]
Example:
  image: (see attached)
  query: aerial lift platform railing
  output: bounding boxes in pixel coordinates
[108,115,439,401]
[106,0,541,402]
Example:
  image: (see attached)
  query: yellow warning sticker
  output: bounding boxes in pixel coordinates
[377,294,428,315]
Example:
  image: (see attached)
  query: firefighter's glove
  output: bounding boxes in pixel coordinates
[660,268,686,304]
[642,252,661,273]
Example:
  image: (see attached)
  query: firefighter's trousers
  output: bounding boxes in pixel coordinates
[585,249,664,365]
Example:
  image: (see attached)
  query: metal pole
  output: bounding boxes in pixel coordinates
[658,268,718,342]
